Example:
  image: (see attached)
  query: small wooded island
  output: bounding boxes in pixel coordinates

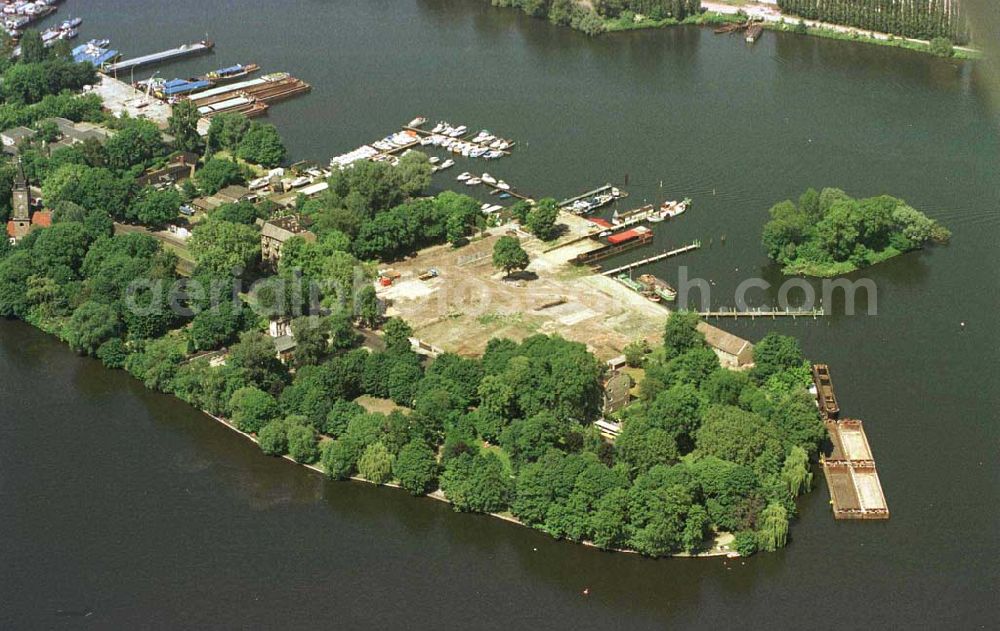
[762,187,950,277]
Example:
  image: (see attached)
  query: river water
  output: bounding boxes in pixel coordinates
[2,0,998,628]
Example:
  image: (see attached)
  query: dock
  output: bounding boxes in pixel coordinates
[558,184,628,214]
[598,242,701,275]
[107,40,214,73]
[822,419,889,520]
[698,307,825,319]
[558,184,627,207]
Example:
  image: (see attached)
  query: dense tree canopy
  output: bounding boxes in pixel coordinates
[762,188,950,276]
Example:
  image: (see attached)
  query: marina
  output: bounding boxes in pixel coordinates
[106,40,215,73]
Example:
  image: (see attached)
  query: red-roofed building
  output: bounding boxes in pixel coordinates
[31,211,52,228]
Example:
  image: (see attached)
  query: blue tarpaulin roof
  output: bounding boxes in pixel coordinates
[72,45,119,67]
[162,79,212,96]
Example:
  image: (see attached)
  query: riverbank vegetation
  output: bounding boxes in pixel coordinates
[762,187,950,277]
[488,0,709,36]
[777,0,968,44]
[1,38,826,558]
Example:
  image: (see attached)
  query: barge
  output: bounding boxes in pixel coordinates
[571,229,654,265]
[811,363,840,419]
[106,40,214,73]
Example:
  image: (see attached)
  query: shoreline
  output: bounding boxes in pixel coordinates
[501,3,980,61]
[202,402,738,559]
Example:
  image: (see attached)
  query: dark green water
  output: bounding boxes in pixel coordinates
[2,1,998,628]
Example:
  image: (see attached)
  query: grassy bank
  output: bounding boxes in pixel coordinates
[762,20,981,60]
[603,11,741,33]
[780,247,905,277]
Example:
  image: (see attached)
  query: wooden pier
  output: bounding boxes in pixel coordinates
[598,242,701,275]
[698,307,825,319]
[558,184,628,209]
[822,419,889,520]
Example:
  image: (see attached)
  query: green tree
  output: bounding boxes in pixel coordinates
[492,236,529,277]
[393,439,439,495]
[188,300,244,351]
[104,119,164,172]
[356,284,381,328]
[287,424,319,463]
[663,311,704,359]
[207,112,251,153]
[440,451,512,513]
[757,503,789,552]
[236,122,286,167]
[63,301,119,355]
[695,405,784,476]
[321,439,355,479]
[189,218,260,276]
[750,333,803,384]
[228,330,288,393]
[258,419,289,456]
[290,315,329,368]
[167,99,203,153]
[382,317,413,354]
[357,441,394,484]
[195,157,244,195]
[229,386,280,433]
[526,198,559,241]
[19,30,47,64]
[129,187,182,228]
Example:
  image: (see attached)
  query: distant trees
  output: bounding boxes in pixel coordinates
[777,0,967,44]
[762,187,950,276]
[492,236,529,277]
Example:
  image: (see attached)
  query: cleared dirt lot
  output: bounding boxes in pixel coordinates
[379,215,669,360]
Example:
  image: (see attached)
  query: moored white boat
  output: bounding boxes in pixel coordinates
[481,173,497,185]
[439,159,455,170]
[465,177,481,186]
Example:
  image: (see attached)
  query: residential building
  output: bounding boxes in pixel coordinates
[260,215,316,264]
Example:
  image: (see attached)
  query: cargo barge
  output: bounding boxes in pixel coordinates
[106,40,214,73]
[811,363,840,419]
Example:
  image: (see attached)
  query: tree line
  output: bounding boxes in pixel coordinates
[778,0,968,44]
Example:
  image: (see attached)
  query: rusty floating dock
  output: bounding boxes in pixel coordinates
[822,419,889,520]
[814,364,889,521]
